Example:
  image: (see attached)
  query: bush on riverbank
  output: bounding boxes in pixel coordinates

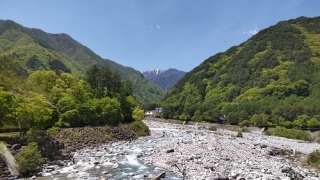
[264,126,312,141]
[209,125,217,131]
[237,130,243,138]
[130,120,150,136]
[240,127,250,132]
[15,142,43,176]
[315,134,320,144]
[307,150,320,168]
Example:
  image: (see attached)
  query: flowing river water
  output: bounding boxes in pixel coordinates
[24,125,182,180]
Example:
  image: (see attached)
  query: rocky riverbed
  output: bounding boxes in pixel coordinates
[138,120,320,179]
[34,119,320,179]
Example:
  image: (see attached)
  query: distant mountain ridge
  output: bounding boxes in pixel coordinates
[0,19,165,104]
[142,68,186,92]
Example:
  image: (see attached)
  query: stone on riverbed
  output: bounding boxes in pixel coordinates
[165,149,174,153]
[152,171,166,180]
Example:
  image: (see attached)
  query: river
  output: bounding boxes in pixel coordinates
[23,119,320,179]
[24,125,182,180]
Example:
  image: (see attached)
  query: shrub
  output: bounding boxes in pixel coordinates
[15,142,43,176]
[179,114,190,120]
[307,150,320,168]
[101,134,113,141]
[173,115,180,120]
[154,114,162,118]
[132,107,145,120]
[241,127,250,132]
[315,134,320,144]
[239,120,251,127]
[191,115,203,122]
[47,126,60,137]
[26,128,47,142]
[208,125,217,131]
[265,126,312,141]
[236,130,243,138]
[264,130,273,136]
[130,120,150,136]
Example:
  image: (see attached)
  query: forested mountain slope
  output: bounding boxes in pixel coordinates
[161,16,320,128]
[0,20,165,104]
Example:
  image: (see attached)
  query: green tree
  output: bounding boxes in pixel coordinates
[293,79,310,96]
[307,117,320,129]
[250,113,269,127]
[0,88,14,123]
[191,110,203,122]
[58,109,80,127]
[121,95,138,122]
[15,142,43,176]
[56,96,78,113]
[121,80,134,96]
[27,70,59,93]
[85,65,122,98]
[292,114,309,128]
[227,112,240,125]
[99,97,123,125]
[13,94,52,137]
[66,80,91,104]
[85,65,100,97]
[77,101,98,125]
[132,107,145,121]
[59,72,79,88]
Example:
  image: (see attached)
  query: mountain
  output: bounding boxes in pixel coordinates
[0,19,165,104]
[142,68,164,80]
[142,68,186,92]
[161,16,320,128]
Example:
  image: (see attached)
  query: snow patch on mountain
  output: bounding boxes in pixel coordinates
[142,68,164,75]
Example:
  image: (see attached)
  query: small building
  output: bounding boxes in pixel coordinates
[145,110,156,116]
[145,108,163,116]
[155,108,162,113]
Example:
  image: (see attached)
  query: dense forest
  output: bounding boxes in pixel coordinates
[0,19,165,105]
[0,54,145,136]
[161,16,320,129]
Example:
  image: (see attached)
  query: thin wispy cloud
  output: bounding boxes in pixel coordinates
[156,24,161,30]
[243,27,259,35]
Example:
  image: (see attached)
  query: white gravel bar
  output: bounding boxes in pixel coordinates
[139,119,320,180]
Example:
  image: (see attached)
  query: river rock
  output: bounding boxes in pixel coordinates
[166,149,174,153]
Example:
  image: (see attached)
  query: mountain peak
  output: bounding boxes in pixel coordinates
[142,68,186,92]
[142,68,164,75]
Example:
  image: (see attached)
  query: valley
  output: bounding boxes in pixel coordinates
[0,15,320,179]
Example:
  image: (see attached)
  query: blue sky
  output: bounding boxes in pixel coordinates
[1,0,320,72]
